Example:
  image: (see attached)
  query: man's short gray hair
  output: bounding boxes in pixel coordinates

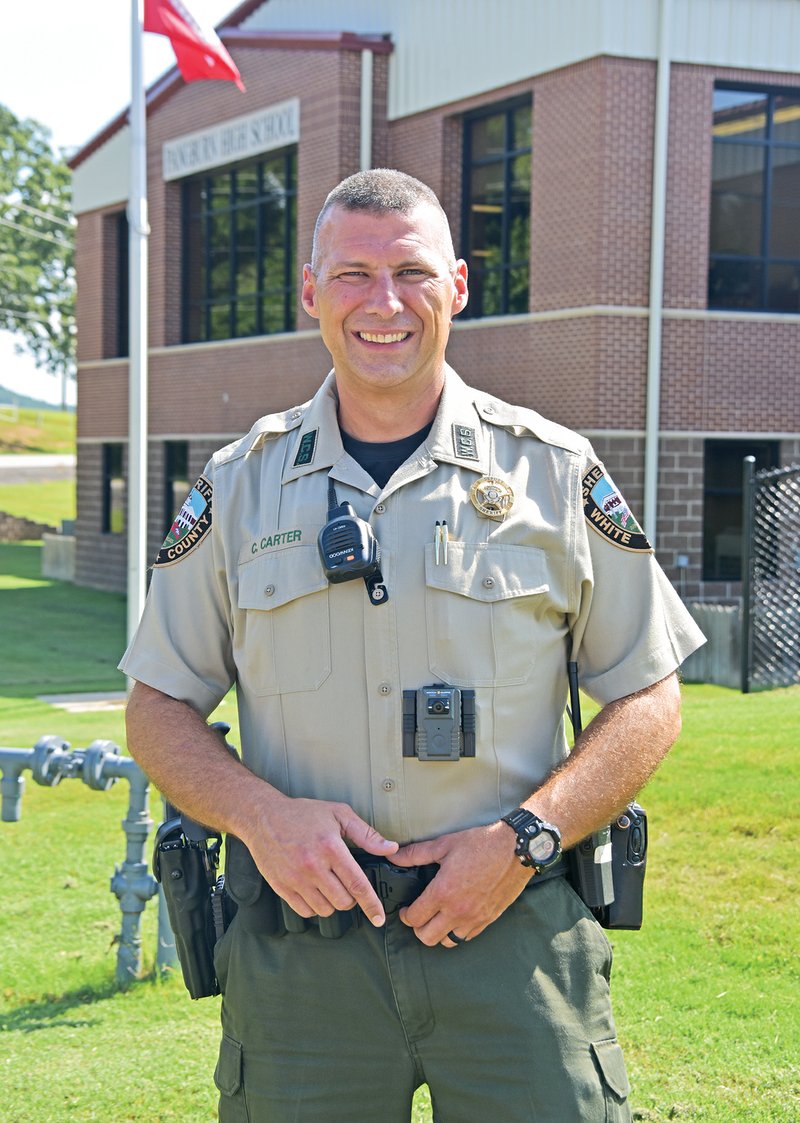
[310,169,456,271]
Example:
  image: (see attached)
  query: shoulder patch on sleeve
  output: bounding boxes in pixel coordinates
[154,476,213,567]
[582,464,652,553]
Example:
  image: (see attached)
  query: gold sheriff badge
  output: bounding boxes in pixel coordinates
[469,476,514,521]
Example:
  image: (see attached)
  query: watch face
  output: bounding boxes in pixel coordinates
[527,830,557,864]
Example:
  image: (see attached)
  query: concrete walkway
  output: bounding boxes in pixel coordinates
[38,691,127,713]
[0,453,75,483]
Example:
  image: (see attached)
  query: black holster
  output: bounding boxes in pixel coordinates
[153,818,236,999]
[567,803,648,930]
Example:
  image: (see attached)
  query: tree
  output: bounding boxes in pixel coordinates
[0,103,75,383]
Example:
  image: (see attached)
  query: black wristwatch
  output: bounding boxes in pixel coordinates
[501,808,562,872]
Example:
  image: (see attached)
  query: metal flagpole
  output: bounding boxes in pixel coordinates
[128,3,178,975]
[127,0,149,646]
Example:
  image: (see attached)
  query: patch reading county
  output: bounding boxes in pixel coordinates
[155,476,213,567]
[582,464,652,552]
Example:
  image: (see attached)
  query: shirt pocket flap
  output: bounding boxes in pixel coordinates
[591,1039,631,1099]
[238,545,327,611]
[425,542,549,602]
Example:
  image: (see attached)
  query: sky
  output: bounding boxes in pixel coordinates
[0,0,237,406]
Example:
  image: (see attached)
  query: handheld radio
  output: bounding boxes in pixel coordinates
[317,479,388,604]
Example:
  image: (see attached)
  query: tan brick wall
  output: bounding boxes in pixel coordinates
[661,317,800,433]
[448,313,649,433]
[74,211,105,364]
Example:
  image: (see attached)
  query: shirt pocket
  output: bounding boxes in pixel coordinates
[237,545,331,696]
[424,542,550,686]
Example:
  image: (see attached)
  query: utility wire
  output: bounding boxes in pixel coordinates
[0,215,71,249]
[3,200,74,228]
[0,191,72,217]
[0,305,55,323]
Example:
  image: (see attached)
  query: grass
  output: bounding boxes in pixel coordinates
[1,542,798,1121]
[0,543,126,697]
[0,478,76,525]
[0,405,76,455]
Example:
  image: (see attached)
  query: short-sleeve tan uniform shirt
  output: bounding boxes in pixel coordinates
[121,367,705,844]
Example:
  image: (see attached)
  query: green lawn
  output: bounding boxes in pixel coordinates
[0,543,126,697]
[0,405,75,454]
[0,543,798,1121]
[0,477,76,525]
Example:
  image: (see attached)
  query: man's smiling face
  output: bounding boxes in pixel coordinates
[301,203,468,401]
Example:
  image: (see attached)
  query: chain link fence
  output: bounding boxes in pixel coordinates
[741,458,800,692]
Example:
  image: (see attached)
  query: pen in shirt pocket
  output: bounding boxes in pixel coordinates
[434,520,449,564]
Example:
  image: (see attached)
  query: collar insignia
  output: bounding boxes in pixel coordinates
[469,476,514,521]
[452,424,479,460]
[293,429,318,467]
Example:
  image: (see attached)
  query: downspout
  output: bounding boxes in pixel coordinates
[360,48,373,171]
[643,0,672,547]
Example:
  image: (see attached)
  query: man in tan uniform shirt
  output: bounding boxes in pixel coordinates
[123,170,705,1122]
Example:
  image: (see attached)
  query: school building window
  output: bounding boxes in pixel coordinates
[461,98,532,319]
[709,85,800,313]
[164,440,189,534]
[182,147,297,343]
[702,439,778,581]
[115,210,129,358]
[102,443,126,535]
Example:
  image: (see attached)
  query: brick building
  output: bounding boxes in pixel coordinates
[69,0,800,601]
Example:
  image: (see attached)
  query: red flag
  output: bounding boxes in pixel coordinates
[144,0,245,91]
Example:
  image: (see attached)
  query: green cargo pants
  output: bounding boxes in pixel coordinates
[212,856,631,1123]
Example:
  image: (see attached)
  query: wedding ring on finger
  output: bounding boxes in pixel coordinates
[447,930,467,945]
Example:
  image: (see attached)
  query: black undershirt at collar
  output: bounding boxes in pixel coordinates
[341,422,433,489]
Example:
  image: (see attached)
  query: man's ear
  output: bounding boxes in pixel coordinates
[451,259,469,317]
[301,264,319,320]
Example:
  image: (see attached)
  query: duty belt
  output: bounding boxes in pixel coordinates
[233,848,568,941]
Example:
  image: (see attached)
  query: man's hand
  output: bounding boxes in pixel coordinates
[125,681,398,927]
[243,793,399,927]
[391,820,529,947]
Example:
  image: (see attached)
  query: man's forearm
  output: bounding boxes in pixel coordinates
[525,672,682,848]
[125,680,276,838]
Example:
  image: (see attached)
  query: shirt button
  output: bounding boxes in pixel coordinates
[382,778,395,792]
[482,577,495,589]
[483,404,495,414]
[291,410,302,420]
[379,682,392,696]
[375,503,386,514]
[264,584,275,597]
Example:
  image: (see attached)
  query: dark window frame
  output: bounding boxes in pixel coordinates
[163,440,190,536]
[116,210,129,359]
[702,438,779,581]
[709,81,800,313]
[181,147,297,343]
[461,96,532,320]
[101,443,125,535]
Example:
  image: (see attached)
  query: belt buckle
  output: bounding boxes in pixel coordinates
[367,862,424,915]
